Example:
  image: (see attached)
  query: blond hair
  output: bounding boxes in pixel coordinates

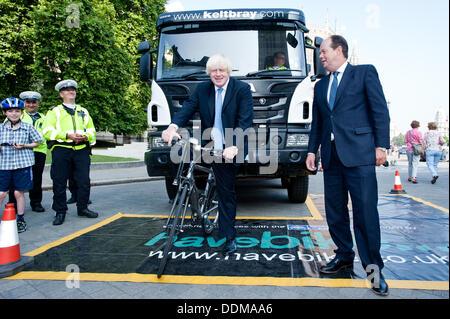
[206,54,232,74]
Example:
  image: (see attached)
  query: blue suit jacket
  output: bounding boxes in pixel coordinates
[172,77,254,158]
[307,64,390,169]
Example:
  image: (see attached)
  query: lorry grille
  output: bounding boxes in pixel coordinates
[252,96,287,123]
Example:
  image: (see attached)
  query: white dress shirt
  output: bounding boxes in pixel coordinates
[308,60,385,154]
[214,79,229,104]
[327,61,348,103]
[169,79,229,131]
[328,61,347,141]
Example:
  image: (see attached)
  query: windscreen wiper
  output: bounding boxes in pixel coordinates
[246,69,303,77]
[181,71,209,79]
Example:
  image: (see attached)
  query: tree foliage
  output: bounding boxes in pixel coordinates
[391,133,405,146]
[0,0,165,134]
[0,0,37,96]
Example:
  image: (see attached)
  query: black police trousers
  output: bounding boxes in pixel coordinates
[30,152,46,207]
[50,146,90,213]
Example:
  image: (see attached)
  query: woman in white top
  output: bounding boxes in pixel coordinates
[423,122,444,184]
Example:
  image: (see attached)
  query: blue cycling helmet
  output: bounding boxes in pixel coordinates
[1,97,25,110]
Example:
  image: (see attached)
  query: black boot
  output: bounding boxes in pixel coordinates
[78,208,98,218]
[66,197,77,204]
[53,212,66,225]
[31,203,45,212]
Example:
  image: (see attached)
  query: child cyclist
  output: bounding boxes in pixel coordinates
[0,97,43,232]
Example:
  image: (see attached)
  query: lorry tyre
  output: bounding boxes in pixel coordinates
[165,176,178,200]
[287,175,308,203]
[281,177,290,188]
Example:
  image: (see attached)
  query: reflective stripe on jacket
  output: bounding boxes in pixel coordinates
[21,112,47,154]
[42,104,96,151]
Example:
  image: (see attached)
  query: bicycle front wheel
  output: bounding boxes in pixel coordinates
[157,185,188,278]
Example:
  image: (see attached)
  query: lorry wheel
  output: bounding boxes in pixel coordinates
[281,177,290,188]
[165,176,178,200]
[287,175,309,203]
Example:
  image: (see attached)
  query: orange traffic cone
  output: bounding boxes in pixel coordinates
[0,203,34,278]
[390,170,406,194]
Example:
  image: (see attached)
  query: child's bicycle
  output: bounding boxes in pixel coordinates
[157,138,220,278]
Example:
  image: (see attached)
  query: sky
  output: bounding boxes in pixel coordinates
[164,0,449,135]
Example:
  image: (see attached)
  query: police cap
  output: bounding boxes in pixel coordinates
[19,91,42,101]
[55,79,78,92]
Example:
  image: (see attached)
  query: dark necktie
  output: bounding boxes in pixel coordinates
[29,113,41,125]
[329,71,339,110]
[212,87,224,150]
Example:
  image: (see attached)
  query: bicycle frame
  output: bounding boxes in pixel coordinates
[157,138,220,277]
[164,138,219,232]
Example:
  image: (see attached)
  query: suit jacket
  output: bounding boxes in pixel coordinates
[172,77,254,158]
[307,63,390,169]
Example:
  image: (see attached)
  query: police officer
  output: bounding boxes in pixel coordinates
[42,79,98,225]
[18,91,47,212]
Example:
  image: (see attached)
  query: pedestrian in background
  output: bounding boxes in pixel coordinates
[423,122,444,184]
[404,120,423,184]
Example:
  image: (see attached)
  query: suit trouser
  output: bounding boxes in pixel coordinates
[211,162,238,240]
[50,146,91,213]
[323,142,384,270]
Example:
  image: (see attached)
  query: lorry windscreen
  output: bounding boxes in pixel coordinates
[156,23,307,80]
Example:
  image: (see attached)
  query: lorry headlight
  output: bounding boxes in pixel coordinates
[286,134,309,147]
[150,136,167,149]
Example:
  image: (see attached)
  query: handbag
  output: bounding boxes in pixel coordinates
[408,131,423,155]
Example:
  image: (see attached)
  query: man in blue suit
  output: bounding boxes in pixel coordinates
[306,35,390,296]
[162,54,253,256]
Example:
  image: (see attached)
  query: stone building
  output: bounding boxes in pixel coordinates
[434,107,449,138]
[305,9,359,77]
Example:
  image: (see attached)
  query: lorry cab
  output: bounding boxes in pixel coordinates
[138,8,326,203]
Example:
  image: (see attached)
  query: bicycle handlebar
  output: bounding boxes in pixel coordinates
[174,138,223,157]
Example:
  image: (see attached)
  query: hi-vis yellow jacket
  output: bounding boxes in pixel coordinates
[21,112,47,154]
[42,104,96,151]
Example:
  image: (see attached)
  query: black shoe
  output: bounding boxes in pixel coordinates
[67,197,92,205]
[369,272,389,296]
[31,204,45,212]
[431,176,439,184]
[77,208,98,218]
[222,238,237,256]
[53,213,66,225]
[319,257,353,274]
